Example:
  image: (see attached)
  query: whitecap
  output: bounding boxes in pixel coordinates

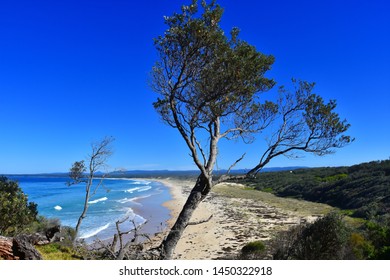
[117,198,133,204]
[137,186,152,192]
[122,208,147,226]
[79,223,110,239]
[116,194,152,204]
[54,205,62,211]
[88,197,108,204]
[132,180,151,185]
[125,186,152,193]
[125,187,141,193]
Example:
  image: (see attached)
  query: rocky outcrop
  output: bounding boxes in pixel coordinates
[0,236,18,260]
[12,235,43,260]
[0,225,63,260]
[0,235,44,260]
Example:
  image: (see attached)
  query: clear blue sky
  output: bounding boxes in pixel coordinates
[1,0,389,174]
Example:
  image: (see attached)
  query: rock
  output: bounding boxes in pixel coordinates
[12,235,43,260]
[45,225,61,242]
[27,233,50,245]
[0,236,18,260]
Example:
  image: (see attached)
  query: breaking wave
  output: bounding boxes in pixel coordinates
[88,197,108,204]
[79,223,110,239]
[124,186,152,193]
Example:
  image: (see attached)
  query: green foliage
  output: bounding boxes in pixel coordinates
[316,173,348,183]
[31,216,61,234]
[151,0,275,144]
[68,160,86,184]
[349,232,375,260]
[365,219,390,259]
[240,240,266,259]
[58,226,77,246]
[273,213,351,259]
[270,212,390,260]
[242,160,390,219]
[36,243,82,260]
[262,187,273,193]
[0,176,38,236]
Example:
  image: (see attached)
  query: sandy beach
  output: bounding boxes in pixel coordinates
[154,177,334,260]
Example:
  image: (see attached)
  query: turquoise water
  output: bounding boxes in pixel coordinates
[9,176,171,243]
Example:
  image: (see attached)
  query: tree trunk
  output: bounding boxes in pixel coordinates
[160,173,211,259]
[74,183,91,244]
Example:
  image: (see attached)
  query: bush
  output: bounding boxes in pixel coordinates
[365,220,390,259]
[0,176,38,236]
[349,232,374,260]
[273,213,351,259]
[240,240,266,259]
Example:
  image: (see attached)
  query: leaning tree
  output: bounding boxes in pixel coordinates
[150,0,353,259]
[68,136,114,243]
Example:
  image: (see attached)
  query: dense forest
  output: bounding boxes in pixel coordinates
[240,160,390,220]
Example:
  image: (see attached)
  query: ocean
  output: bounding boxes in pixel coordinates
[8,175,172,243]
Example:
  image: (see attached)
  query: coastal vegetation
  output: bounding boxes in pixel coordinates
[238,159,390,220]
[1,159,390,259]
[228,159,390,260]
[0,176,38,236]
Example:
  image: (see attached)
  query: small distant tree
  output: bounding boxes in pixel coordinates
[0,176,38,236]
[68,136,114,243]
[151,0,353,259]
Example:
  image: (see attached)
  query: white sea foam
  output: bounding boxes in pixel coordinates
[79,223,110,239]
[88,197,108,204]
[125,186,152,193]
[117,194,152,204]
[122,208,147,226]
[132,181,151,185]
[54,205,62,211]
[117,198,133,204]
[138,186,152,192]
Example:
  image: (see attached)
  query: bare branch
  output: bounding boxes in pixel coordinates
[216,153,246,184]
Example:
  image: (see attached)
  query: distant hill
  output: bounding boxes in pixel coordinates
[239,160,390,220]
[4,166,307,178]
[107,166,307,178]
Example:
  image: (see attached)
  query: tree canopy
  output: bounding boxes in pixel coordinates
[151,0,276,178]
[0,176,38,236]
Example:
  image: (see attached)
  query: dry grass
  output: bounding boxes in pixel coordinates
[213,182,334,217]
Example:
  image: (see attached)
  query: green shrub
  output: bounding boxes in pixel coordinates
[273,213,351,259]
[0,176,38,236]
[240,240,266,259]
[365,220,390,259]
